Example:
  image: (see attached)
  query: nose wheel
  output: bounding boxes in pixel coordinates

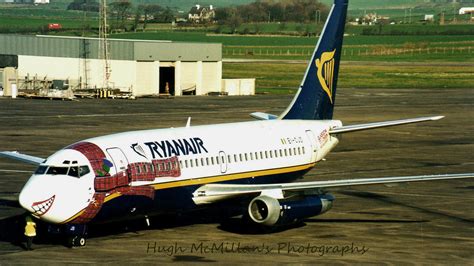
[68,236,87,247]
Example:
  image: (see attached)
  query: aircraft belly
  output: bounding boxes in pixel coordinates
[88,169,309,224]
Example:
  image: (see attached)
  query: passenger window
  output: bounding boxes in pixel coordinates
[255,152,259,160]
[302,147,305,154]
[289,149,293,156]
[190,160,194,168]
[265,151,268,159]
[279,149,283,157]
[228,155,232,163]
[216,156,220,164]
[185,160,188,168]
[195,159,199,167]
[234,154,237,162]
[239,154,243,161]
[136,165,141,174]
[211,157,215,165]
[250,153,254,160]
[284,149,288,156]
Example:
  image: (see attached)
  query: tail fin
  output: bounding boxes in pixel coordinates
[280,0,348,120]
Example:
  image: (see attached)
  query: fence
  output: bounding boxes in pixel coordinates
[223,46,474,57]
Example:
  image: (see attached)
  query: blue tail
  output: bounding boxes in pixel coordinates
[280,0,348,120]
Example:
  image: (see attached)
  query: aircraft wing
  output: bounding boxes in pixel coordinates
[192,173,474,205]
[250,112,278,120]
[329,116,444,134]
[0,151,45,165]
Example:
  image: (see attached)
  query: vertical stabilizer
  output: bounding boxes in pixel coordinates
[280,0,348,120]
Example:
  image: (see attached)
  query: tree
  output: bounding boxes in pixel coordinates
[67,0,99,12]
[139,4,163,29]
[227,8,242,34]
[158,7,174,23]
[110,0,132,30]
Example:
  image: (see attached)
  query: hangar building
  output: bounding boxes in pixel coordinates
[0,34,238,97]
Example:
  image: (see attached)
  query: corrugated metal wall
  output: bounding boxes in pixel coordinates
[0,35,221,62]
[0,35,134,60]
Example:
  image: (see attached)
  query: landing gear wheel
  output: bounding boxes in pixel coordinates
[68,236,87,247]
[76,237,86,247]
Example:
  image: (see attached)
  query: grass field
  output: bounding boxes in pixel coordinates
[112,31,474,46]
[223,62,474,94]
[111,31,474,62]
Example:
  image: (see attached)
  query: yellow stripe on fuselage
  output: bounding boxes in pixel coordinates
[150,163,316,190]
[61,209,85,224]
[104,192,122,203]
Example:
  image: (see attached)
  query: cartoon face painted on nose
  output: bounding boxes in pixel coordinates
[19,149,95,223]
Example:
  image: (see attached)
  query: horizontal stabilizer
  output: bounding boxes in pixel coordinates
[329,116,444,134]
[250,112,278,120]
[0,151,45,165]
[193,173,473,205]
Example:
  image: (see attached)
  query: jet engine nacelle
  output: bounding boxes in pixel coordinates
[247,194,334,227]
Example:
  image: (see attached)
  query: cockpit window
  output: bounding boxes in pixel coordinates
[68,166,79,177]
[34,165,48,175]
[79,166,90,176]
[36,165,91,178]
[47,167,69,175]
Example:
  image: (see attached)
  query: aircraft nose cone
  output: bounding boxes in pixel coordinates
[19,186,34,213]
[19,180,56,217]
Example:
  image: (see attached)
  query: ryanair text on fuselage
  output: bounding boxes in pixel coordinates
[144,137,208,159]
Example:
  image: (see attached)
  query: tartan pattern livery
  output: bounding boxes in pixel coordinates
[129,156,181,181]
[115,186,155,199]
[94,171,130,191]
[66,142,178,224]
[67,142,109,177]
[72,193,105,224]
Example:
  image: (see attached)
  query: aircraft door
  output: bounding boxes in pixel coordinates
[106,148,130,177]
[219,151,227,173]
[305,130,318,162]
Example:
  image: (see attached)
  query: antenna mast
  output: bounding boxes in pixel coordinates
[99,0,111,89]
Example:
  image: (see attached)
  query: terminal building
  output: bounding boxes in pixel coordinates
[0,34,254,97]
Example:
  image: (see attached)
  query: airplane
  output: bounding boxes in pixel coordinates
[1,0,473,247]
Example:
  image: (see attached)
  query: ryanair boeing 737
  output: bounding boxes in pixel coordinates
[1,0,473,247]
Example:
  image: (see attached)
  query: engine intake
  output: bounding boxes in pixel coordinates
[248,194,334,227]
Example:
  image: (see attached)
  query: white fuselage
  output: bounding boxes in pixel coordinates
[19,119,342,224]
[89,119,342,187]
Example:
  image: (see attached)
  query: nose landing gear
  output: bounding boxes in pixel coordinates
[65,224,88,248]
[68,235,87,247]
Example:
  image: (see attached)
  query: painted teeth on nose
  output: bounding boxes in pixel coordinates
[31,195,55,216]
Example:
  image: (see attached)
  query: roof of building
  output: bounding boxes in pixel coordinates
[0,34,221,61]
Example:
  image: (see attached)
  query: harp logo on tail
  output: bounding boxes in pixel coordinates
[315,49,336,103]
